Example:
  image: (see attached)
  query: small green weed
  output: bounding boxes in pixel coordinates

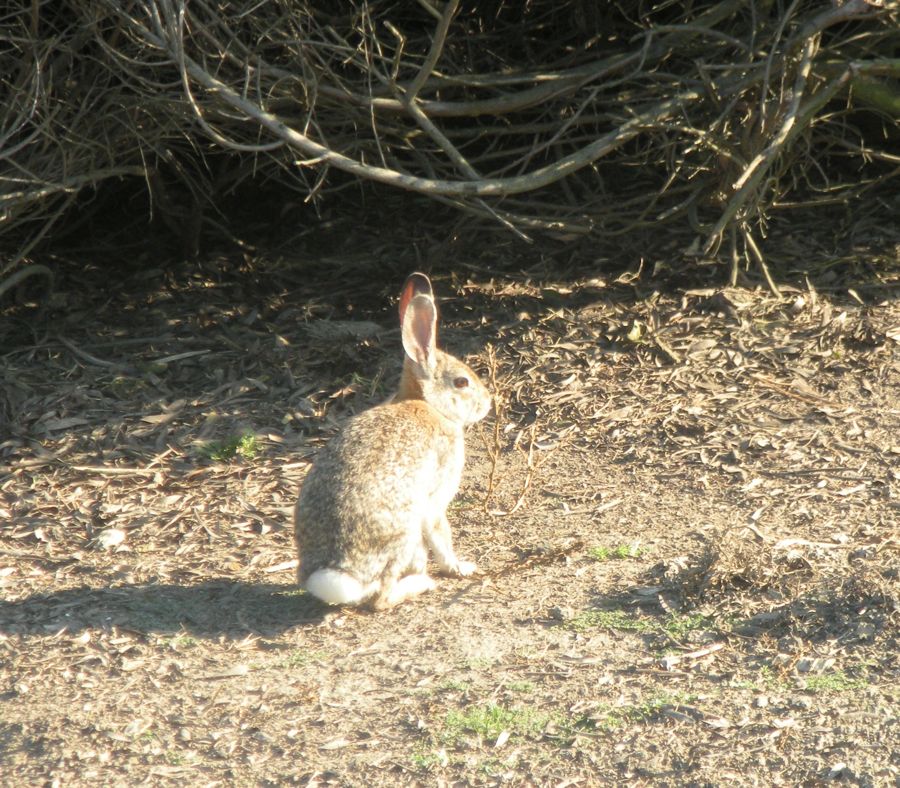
[439,679,471,692]
[505,680,535,694]
[167,636,198,650]
[443,704,549,745]
[802,670,867,693]
[565,610,656,633]
[478,757,507,777]
[462,657,495,671]
[277,588,308,598]
[204,431,259,462]
[280,650,323,668]
[574,692,697,732]
[759,665,788,690]
[411,748,448,771]
[625,692,695,722]
[664,613,713,639]
[566,609,716,638]
[588,544,643,561]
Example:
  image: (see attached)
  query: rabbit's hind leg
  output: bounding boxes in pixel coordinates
[405,541,428,575]
[371,573,436,610]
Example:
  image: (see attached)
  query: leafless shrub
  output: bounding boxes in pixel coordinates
[2,1,898,290]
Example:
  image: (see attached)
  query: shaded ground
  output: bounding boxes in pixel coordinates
[1,245,899,786]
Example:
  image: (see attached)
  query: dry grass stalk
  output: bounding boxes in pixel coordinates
[480,342,504,511]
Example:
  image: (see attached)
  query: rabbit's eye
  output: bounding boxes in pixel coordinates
[453,376,470,389]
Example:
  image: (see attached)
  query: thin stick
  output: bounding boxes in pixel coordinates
[57,335,128,370]
[0,264,53,302]
[487,424,538,517]
[728,226,739,288]
[741,226,782,298]
[404,0,459,104]
[481,343,504,511]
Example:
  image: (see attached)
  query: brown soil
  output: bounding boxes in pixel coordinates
[1,250,899,786]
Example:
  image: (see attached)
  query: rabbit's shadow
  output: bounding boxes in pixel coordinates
[0,580,327,639]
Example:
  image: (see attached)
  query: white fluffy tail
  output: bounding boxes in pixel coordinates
[304,569,375,606]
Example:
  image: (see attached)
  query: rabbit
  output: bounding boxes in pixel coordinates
[294,272,492,610]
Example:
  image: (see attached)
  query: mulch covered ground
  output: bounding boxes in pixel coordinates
[1,242,898,785]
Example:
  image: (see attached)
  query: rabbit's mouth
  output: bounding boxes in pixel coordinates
[455,392,492,426]
[471,394,492,424]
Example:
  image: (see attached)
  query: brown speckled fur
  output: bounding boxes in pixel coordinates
[293,274,491,608]
[295,400,454,590]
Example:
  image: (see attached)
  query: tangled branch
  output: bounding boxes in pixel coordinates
[1,0,898,291]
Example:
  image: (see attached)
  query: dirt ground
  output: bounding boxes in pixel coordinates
[1,241,899,786]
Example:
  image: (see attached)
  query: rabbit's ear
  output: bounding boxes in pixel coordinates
[402,293,437,371]
[399,272,433,326]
